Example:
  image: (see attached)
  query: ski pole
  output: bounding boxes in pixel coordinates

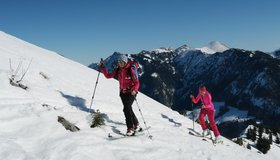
[191,100,194,131]
[89,66,101,113]
[190,91,194,130]
[134,97,153,139]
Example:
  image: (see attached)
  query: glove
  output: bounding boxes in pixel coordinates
[131,90,137,96]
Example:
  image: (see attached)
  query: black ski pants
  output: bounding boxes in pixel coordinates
[120,92,139,130]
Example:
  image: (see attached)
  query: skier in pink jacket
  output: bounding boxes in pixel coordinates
[99,55,141,136]
[190,85,222,142]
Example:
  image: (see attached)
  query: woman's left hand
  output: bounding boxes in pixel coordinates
[131,90,137,96]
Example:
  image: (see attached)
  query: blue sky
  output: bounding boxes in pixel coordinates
[1,0,280,65]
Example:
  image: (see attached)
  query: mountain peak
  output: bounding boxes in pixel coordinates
[175,44,191,54]
[198,41,229,54]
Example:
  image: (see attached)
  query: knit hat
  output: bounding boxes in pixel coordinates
[118,55,128,63]
[199,86,206,92]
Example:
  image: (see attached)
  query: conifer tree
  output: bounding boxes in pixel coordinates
[269,132,273,144]
[256,137,271,154]
[246,128,253,140]
[275,136,280,144]
[251,127,257,142]
[91,109,105,128]
[264,127,269,134]
[258,125,264,138]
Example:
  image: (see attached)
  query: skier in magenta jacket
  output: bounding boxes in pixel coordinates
[190,85,222,142]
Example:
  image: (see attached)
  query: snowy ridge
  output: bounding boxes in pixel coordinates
[150,41,228,55]
[0,31,276,160]
[152,47,174,53]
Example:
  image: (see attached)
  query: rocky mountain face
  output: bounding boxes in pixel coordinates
[89,44,280,134]
[133,49,181,108]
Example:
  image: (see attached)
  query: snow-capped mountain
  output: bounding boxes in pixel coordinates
[89,43,280,139]
[196,41,229,54]
[174,41,229,55]
[3,31,279,159]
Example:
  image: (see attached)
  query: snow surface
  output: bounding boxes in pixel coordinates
[0,31,277,160]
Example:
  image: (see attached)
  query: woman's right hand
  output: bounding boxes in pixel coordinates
[99,58,104,67]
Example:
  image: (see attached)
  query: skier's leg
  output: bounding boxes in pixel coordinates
[206,109,220,137]
[128,94,139,126]
[198,109,207,130]
[120,92,134,130]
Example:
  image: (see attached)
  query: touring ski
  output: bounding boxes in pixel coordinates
[107,126,151,140]
[188,129,220,146]
[188,131,209,142]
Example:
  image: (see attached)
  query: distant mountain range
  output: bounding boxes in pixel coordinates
[89,42,280,137]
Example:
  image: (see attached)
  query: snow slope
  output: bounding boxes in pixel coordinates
[0,31,276,160]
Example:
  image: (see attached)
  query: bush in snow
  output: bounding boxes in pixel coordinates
[90,109,105,128]
[8,59,32,90]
